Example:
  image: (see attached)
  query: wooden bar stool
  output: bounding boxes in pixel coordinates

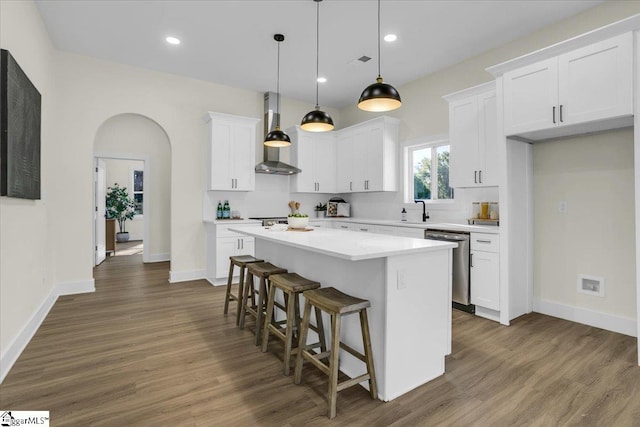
[293,287,377,419]
[261,273,327,375]
[239,262,287,345]
[224,255,264,326]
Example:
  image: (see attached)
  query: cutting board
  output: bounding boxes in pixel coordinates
[287,227,314,232]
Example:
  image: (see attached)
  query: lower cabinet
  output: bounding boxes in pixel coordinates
[215,236,255,282]
[470,233,500,312]
[206,222,258,285]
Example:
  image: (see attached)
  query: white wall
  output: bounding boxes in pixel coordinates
[103,159,145,241]
[0,0,57,381]
[533,129,636,320]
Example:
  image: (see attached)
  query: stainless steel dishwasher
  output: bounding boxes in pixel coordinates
[424,229,474,313]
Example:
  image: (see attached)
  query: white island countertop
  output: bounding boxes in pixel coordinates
[230,226,456,261]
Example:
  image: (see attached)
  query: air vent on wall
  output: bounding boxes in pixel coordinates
[577,274,605,297]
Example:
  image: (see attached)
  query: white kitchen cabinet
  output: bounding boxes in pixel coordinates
[309,220,332,228]
[205,112,259,191]
[205,221,259,285]
[336,116,399,193]
[503,33,632,138]
[289,127,336,193]
[333,221,371,232]
[470,233,499,313]
[445,82,498,188]
[374,225,425,238]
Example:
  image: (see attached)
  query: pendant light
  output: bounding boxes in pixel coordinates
[300,0,334,132]
[357,0,401,112]
[265,34,291,147]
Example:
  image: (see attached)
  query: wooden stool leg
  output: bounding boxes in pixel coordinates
[294,301,313,385]
[235,265,246,326]
[283,290,297,375]
[314,307,327,353]
[223,261,235,315]
[328,313,341,419]
[239,272,253,330]
[293,293,302,343]
[360,309,377,399]
[254,277,268,346]
[261,283,277,353]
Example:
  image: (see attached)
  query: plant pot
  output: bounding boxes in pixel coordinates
[287,216,309,229]
[116,232,130,243]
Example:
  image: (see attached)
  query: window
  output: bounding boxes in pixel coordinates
[132,170,143,215]
[408,139,453,201]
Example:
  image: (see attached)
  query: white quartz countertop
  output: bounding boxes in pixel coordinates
[230,226,456,261]
[203,219,262,225]
[310,218,500,234]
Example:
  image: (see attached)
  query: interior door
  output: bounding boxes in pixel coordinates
[95,158,106,265]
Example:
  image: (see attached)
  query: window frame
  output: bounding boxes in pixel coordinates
[404,135,454,205]
[130,168,144,218]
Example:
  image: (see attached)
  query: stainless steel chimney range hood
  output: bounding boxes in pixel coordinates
[255,92,301,175]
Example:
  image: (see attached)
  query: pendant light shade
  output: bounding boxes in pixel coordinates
[300,0,334,132]
[265,34,291,147]
[357,0,401,112]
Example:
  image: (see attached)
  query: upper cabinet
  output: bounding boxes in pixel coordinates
[289,127,337,193]
[503,33,633,139]
[336,116,399,193]
[204,112,259,191]
[445,82,498,188]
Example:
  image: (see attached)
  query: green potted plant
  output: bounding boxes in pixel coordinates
[106,183,136,242]
[315,203,327,218]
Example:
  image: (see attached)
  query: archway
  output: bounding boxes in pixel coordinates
[93,113,171,266]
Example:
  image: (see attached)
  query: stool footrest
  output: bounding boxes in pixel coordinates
[303,351,330,375]
[337,374,371,392]
[340,342,366,363]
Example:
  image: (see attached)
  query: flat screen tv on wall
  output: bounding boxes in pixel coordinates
[0,48,42,200]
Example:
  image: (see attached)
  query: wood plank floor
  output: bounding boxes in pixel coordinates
[1,253,639,426]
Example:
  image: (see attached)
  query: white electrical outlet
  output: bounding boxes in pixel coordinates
[397,270,407,290]
[558,201,568,214]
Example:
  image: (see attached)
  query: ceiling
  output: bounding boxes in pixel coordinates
[34,0,603,108]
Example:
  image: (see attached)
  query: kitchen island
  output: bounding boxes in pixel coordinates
[230,225,456,401]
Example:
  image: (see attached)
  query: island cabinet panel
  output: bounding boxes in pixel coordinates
[503,32,632,138]
[289,127,337,193]
[205,112,259,191]
[205,221,260,285]
[470,232,500,314]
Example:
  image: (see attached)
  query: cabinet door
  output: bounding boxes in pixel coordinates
[352,130,368,192]
[238,237,255,257]
[209,120,233,190]
[503,58,558,136]
[231,123,256,191]
[449,97,479,188]
[363,124,384,191]
[477,91,498,187]
[336,132,354,193]
[216,237,239,279]
[470,250,499,311]
[558,33,632,126]
[314,133,336,193]
[291,131,316,193]
[335,222,352,231]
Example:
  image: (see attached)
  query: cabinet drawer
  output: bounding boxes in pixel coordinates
[470,233,499,252]
[216,224,258,238]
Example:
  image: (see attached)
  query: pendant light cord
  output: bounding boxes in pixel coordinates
[315,0,320,109]
[377,0,381,79]
[276,39,281,127]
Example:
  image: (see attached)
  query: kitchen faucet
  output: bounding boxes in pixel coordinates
[414,200,429,222]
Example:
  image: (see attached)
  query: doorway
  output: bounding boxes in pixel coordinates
[93,113,171,268]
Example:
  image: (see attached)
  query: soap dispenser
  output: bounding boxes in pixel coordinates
[401,208,407,222]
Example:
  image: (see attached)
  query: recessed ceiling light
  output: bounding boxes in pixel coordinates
[317,77,327,83]
[384,34,397,42]
[165,36,181,45]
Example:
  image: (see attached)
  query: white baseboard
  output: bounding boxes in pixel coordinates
[533,298,637,337]
[0,279,96,383]
[146,253,170,263]
[169,269,206,283]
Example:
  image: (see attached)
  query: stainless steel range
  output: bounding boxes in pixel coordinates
[249,217,288,226]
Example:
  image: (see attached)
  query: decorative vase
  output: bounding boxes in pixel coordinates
[116,232,130,243]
